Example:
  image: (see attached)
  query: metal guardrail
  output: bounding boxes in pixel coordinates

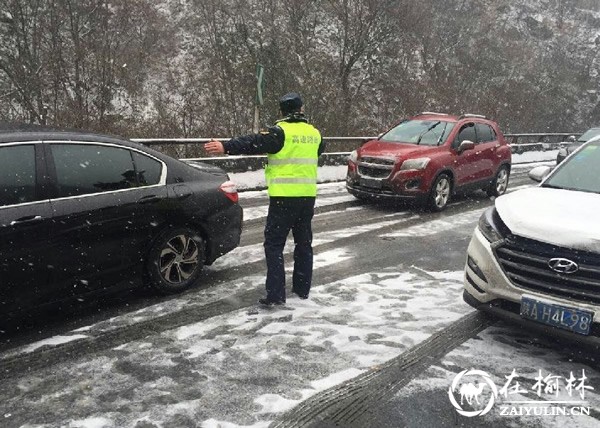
[132,133,580,159]
[131,136,374,146]
[132,133,579,149]
[131,137,380,159]
[130,133,579,173]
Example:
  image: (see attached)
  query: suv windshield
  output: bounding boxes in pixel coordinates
[381,120,455,146]
[543,141,600,194]
[577,128,600,142]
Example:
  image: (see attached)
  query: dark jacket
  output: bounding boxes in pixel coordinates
[223,113,325,156]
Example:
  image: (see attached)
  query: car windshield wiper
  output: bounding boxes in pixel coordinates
[435,123,447,145]
[416,121,440,144]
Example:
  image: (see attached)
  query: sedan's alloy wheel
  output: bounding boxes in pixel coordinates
[159,234,200,284]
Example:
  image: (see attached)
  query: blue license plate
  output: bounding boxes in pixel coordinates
[520,297,594,336]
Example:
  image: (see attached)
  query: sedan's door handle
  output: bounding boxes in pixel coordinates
[137,195,162,204]
[10,215,43,226]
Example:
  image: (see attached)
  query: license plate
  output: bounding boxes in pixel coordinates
[520,297,594,336]
[360,178,383,189]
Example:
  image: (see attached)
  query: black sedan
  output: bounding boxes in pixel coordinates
[0,123,242,319]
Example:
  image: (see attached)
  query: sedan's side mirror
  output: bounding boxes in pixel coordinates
[528,166,552,182]
[457,140,475,154]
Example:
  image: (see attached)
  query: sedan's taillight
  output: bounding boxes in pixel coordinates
[219,180,239,203]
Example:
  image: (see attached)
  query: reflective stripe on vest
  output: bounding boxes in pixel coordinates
[266,121,321,197]
[269,177,318,184]
[268,158,319,165]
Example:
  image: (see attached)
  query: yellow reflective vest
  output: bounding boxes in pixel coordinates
[266,121,321,197]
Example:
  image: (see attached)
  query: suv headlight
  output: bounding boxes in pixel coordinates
[400,157,430,171]
[349,150,358,163]
[478,207,505,243]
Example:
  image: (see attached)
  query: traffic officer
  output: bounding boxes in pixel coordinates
[204,93,324,307]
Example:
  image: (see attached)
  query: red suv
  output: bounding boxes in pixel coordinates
[346,112,512,211]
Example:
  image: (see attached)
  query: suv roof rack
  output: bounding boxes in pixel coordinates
[419,111,447,116]
[460,113,487,119]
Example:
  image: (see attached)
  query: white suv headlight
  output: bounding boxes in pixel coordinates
[478,207,504,243]
[399,157,430,171]
[349,150,358,163]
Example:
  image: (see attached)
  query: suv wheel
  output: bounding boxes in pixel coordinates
[427,173,452,211]
[146,227,205,294]
[487,166,510,197]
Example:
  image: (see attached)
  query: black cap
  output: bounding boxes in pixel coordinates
[279,92,303,114]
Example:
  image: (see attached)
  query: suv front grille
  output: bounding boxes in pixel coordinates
[357,156,395,179]
[494,236,600,304]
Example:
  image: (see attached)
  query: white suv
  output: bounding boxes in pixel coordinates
[463,137,600,344]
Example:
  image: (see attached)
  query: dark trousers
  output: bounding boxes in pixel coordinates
[264,196,315,302]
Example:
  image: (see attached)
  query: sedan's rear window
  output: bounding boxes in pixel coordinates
[51,144,136,197]
[132,152,162,186]
[381,120,455,146]
[0,145,37,207]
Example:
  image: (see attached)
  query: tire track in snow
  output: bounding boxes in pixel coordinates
[271,311,495,428]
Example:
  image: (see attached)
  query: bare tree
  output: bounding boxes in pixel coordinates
[1,0,599,136]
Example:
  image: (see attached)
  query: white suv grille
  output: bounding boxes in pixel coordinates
[494,236,600,304]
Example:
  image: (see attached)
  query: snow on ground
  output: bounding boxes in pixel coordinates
[0,150,566,427]
[231,165,347,191]
[513,149,558,164]
[380,209,481,239]
[201,420,269,428]
[21,334,89,354]
[240,181,348,200]
[1,267,472,427]
[3,160,514,359]
[1,206,419,359]
[2,160,529,360]
[241,182,355,222]
[209,210,416,270]
[392,324,600,426]
[230,150,557,191]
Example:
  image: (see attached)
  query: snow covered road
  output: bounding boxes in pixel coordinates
[1,160,598,428]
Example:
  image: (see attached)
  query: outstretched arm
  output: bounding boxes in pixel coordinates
[205,127,285,156]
